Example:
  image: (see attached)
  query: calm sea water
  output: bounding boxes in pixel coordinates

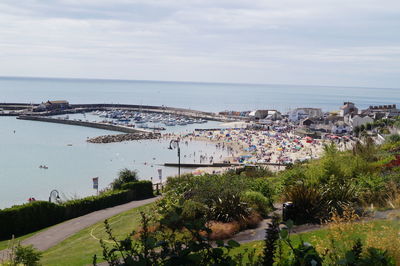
[0,77,399,208]
[0,116,229,208]
[0,76,399,112]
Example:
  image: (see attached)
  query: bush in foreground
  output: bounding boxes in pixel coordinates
[0,181,153,240]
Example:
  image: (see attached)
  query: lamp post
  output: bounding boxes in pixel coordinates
[49,189,61,203]
[168,139,181,177]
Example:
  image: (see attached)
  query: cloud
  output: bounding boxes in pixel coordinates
[0,0,399,87]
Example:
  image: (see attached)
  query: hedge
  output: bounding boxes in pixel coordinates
[0,181,153,240]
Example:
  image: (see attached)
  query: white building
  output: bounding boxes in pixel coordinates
[332,121,351,134]
[249,110,282,120]
[361,104,400,119]
[346,115,374,129]
[288,108,323,122]
[339,102,358,117]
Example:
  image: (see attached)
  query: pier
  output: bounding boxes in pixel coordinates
[17,115,150,134]
[164,162,287,168]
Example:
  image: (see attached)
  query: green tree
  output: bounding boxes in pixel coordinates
[110,168,138,190]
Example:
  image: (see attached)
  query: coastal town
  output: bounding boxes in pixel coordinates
[1,100,399,171]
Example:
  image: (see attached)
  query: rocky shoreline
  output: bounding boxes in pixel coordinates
[87,132,161,143]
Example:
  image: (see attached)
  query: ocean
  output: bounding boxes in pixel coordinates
[0,76,399,208]
[1,76,399,112]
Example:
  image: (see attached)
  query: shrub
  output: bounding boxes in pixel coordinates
[0,201,64,239]
[96,212,257,265]
[241,191,271,217]
[181,200,207,220]
[207,221,241,240]
[120,181,153,199]
[110,168,138,190]
[283,183,326,224]
[0,181,153,240]
[386,134,400,144]
[247,178,276,207]
[13,244,42,266]
[208,194,251,223]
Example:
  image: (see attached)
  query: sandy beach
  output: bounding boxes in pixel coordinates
[163,125,356,175]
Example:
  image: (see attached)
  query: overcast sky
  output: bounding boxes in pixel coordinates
[1,0,400,87]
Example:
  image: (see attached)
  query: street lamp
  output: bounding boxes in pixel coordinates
[49,189,61,203]
[168,139,181,177]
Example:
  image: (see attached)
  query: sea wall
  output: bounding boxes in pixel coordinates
[17,115,148,134]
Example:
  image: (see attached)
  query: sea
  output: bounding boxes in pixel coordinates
[0,76,399,208]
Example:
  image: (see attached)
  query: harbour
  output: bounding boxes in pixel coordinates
[0,77,399,209]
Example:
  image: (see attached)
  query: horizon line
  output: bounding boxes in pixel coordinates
[0,75,397,91]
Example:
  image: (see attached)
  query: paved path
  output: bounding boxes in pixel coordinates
[231,207,400,244]
[0,197,159,260]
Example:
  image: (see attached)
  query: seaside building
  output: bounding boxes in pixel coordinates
[331,121,351,134]
[36,100,70,111]
[249,110,282,120]
[300,118,315,128]
[339,102,358,117]
[361,104,400,119]
[288,108,323,122]
[344,114,374,129]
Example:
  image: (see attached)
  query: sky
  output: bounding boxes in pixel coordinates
[0,0,400,88]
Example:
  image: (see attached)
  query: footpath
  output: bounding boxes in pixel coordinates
[0,197,159,261]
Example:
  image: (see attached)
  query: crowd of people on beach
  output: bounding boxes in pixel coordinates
[164,125,354,169]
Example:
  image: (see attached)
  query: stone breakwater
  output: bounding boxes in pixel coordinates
[87,132,161,144]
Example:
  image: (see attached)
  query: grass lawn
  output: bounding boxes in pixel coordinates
[40,208,399,265]
[40,203,154,266]
[0,228,49,251]
[234,219,400,261]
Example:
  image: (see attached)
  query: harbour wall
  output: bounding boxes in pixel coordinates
[0,103,226,121]
[17,116,149,134]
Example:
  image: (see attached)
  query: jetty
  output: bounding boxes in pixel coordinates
[164,162,287,168]
[17,115,149,134]
[87,133,160,143]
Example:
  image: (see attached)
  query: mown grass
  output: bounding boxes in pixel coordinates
[0,228,49,251]
[40,203,154,266]
[40,208,399,266]
[233,218,400,262]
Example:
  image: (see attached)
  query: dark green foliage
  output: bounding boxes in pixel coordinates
[0,181,153,240]
[262,215,280,266]
[13,243,42,266]
[284,180,359,224]
[352,138,378,162]
[349,239,363,264]
[97,212,256,266]
[208,194,251,222]
[161,171,275,225]
[338,239,395,266]
[120,180,153,198]
[241,191,271,217]
[387,134,400,144]
[280,138,400,223]
[291,242,323,266]
[247,178,275,208]
[359,247,395,265]
[181,200,207,220]
[283,183,326,224]
[273,222,394,266]
[0,201,64,239]
[110,168,138,190]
